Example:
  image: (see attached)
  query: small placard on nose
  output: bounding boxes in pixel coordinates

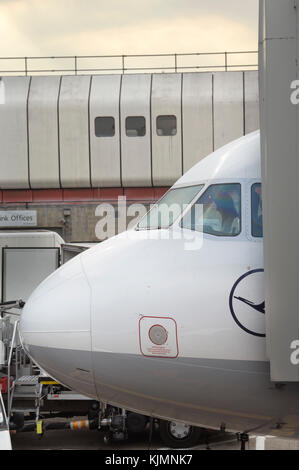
[139,316,179,358]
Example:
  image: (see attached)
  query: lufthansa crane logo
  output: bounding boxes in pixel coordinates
[229,269,265,338]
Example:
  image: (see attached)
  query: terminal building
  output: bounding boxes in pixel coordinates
[0,67,259,242]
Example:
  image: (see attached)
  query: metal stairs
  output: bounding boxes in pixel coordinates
[3,320,44,425]
[10,375,42,418]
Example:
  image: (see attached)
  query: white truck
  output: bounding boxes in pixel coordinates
[0,230,64,367]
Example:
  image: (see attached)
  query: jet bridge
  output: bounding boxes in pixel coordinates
[259,0,299,381]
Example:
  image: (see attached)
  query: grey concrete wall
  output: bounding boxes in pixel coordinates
[0,203,151,243]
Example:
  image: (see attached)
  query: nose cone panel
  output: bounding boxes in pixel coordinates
[20,255,96,398]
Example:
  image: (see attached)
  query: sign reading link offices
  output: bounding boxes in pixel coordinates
[0,211,37,227]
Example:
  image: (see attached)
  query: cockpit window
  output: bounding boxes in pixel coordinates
[180,183,241,237]
[137,185,204,230]
[251,183,263,238]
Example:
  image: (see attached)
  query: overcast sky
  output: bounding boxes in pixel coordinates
[0,0,259,57]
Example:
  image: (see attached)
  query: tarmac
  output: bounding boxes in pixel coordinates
[11,422,299,450]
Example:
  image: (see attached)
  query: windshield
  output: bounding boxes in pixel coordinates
[137,185,204,230]
[181,183,241,237]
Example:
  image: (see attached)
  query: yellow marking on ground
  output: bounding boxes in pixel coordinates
[36,420,43,435]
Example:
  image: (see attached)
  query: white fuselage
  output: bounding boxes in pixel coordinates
[19,131,299,436]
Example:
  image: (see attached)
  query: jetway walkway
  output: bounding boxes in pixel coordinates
[0,52,259,190]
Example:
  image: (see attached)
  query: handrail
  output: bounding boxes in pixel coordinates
[7,320,19,427]
[0,51,258,76]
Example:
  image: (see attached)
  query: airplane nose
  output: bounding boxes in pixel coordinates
[20,254,96,398]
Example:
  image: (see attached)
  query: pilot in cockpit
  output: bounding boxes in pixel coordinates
[212,188,240,235]
[199,185,241,236]
[181,183,241,236]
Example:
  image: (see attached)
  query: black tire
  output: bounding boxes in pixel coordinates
[159,419,203,448]
[126,412,148,434]
[11,412,24,430]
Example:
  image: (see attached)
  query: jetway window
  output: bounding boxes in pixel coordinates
[156,115,177,136]
[137,185,204,230]
[95,117,115,137]
[251,183,263,238]
[181,184,241,237]
[125,116,146,137]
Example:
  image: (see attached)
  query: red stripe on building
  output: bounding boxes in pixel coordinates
[154,188,168,199]
[3,190,33,203]
[94,188,124,201]
[32,189,63,202]
[124,188,155,200]
[0,187,170,204]
[63,189,94,201]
